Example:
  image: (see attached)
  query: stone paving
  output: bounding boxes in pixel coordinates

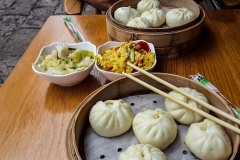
[0,0,97,87]
[0,0,216,87]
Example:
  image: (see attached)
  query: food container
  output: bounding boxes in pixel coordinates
[32,42,96,86]
[106,0,205,59]
[95,40,157,81]
[66,73,239,160]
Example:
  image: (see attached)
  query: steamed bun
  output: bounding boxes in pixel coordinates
[166,7,196,27]
[141,8,166,27]
[132,108,177,150]
[114,7,140,25]
[89,99,133,137]
[185,119,232,160]
[119,144,166,160]
[137,0,161,14]
[127,17,151,28]
[165,87,210,124]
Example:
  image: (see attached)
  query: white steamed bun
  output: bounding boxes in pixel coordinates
[89,99,133,137]
[166,7,196,27]
[185,119,232,160]
[141,8,166,27]
[165,87,210,124]
[114,7,140,25]
[137,0,161,14]
[127,17,151,28]
[119,144,166,160]
[132,108,177,150]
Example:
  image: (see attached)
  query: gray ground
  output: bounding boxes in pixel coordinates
[0,0,217,87]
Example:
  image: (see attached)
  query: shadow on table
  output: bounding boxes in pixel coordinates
[44,75,102,113]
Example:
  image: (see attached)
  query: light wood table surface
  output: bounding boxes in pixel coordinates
[0,10,239,160]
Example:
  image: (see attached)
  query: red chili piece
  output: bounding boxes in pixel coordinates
[136,41,151,52]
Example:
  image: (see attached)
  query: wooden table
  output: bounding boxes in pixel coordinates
[0,10,239,159]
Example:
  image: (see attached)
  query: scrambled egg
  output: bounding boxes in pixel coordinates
[97,41,155,74]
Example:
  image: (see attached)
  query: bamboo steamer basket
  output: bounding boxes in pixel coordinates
[66,73,239,160]
[106,0,205,59]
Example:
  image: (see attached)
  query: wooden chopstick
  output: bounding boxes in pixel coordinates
[127,62,240,126]
[122,72,240,134]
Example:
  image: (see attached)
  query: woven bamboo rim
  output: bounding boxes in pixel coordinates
[106,7,205,59]
[66,73,239,160]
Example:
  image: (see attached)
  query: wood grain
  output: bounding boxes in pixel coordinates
[0,11,239,159]
[64,0,82,15]
[157,10,240,107]
[0,15,107,160]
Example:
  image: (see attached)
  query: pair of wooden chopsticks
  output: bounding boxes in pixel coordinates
[123,62,240,135]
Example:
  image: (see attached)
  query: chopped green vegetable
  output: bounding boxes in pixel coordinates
[70,50,94,63]
[130,47,135,62]
[36,44,94,75]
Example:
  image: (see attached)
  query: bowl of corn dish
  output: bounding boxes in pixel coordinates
[95,40,157,81]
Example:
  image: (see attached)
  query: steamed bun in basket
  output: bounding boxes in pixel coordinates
[89,99,133,137]
[165,87,210,124]
[119,144,166,160]
[141,8,166,27]
[185,119,232,160]
[137,0,161,14]
[132,108,177,150]
[166,7,196,27]
[127,17,151,28]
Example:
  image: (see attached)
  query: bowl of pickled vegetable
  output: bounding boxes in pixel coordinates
[32,42,96,86]
[95,40,157,81]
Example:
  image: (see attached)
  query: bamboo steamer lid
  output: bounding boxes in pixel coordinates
[106,0,205,59]
[66,73,239,160]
